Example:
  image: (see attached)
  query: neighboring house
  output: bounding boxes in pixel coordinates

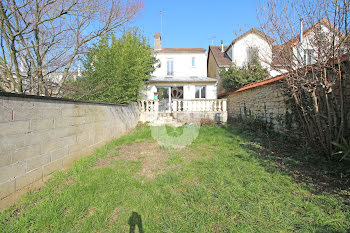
[272,18,346,71]
[207,28,278,94]
[139,33,227,124]
[208,18,346,94]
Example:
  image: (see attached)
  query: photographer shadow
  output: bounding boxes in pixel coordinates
[128,211,144,233]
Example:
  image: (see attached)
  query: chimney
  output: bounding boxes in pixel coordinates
[300,19,303,44]
[221,40,224,52]
[154,32,161,50]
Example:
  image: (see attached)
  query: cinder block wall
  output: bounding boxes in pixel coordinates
[0,93,139,209]
[226,82,291,132]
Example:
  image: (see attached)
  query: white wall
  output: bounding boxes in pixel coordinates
[232,33,272,69]
[152,52,207,77]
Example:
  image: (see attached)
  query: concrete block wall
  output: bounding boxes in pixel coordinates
[174,111,228,124]
[226,82,291,132]
[0,93,139,209]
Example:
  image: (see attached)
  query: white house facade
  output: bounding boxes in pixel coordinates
[139,33,227,124]
[225,28,275,74]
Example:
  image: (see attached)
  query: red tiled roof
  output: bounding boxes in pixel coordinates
[283,18,345,47]
[208,45,232,67]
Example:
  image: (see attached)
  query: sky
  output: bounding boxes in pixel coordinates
[133,0,261,50]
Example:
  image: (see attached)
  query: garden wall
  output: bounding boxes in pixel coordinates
[225,67,350,133]
[225,79,292,132]
[0,93,139,209]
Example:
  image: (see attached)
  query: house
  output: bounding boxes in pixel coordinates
[272,18,346,71]
[139,33,227,124]
[208,18,346,94]
[207,28,278,94]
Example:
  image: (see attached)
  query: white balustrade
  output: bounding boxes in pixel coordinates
[171,99,227,112]
[138,100,159,112]
[138,99,227,113]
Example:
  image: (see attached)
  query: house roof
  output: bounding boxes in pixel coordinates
[148,76,217,83]
[153,48,206,53]
[271,45,292,67]
[283,18,345,47]
[225,27,275,53]
[208,46,232,67]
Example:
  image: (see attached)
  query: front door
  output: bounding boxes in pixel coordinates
[157,87,171,112]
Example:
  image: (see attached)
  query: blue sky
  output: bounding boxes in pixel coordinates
[133,0,260,50]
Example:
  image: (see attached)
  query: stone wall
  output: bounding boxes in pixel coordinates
[0,93,139,209]
[226,82,291,132]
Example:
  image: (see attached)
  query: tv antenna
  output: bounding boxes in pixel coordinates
[209,36,216,45]
[160,10,163,35]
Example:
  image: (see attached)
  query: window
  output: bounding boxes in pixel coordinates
[167,60,174,76]
[195,86,206,99]
[192,57,196,67]
[247,46,259,64]
[304,49,314,65]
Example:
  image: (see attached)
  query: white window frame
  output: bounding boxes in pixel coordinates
[167,59,174,76]
[195,86,206,99]
[192,57,196,67]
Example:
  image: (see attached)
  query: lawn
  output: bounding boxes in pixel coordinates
[1,125,349,232]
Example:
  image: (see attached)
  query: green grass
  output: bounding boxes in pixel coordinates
[1,125,349,232]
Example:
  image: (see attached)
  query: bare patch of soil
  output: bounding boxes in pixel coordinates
[95,142,179,180]
[118,142,171,180]
[87,207,96,217]
[95,157,117,168]
[108,207,120,226]
[182,177,201,185]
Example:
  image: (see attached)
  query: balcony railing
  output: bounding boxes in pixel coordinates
[172,99,226,112]
[138,99,227,113]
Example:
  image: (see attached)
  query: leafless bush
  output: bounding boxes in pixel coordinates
[0,0,143,96]
[258,0,350,159]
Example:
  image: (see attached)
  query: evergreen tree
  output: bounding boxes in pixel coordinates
[220,57,268,91]
[66,29,156,103]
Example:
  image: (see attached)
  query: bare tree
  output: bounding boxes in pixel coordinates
[0,0,143,96]
[257,0,350,158]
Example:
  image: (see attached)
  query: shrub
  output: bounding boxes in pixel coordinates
[220,57,268,91]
